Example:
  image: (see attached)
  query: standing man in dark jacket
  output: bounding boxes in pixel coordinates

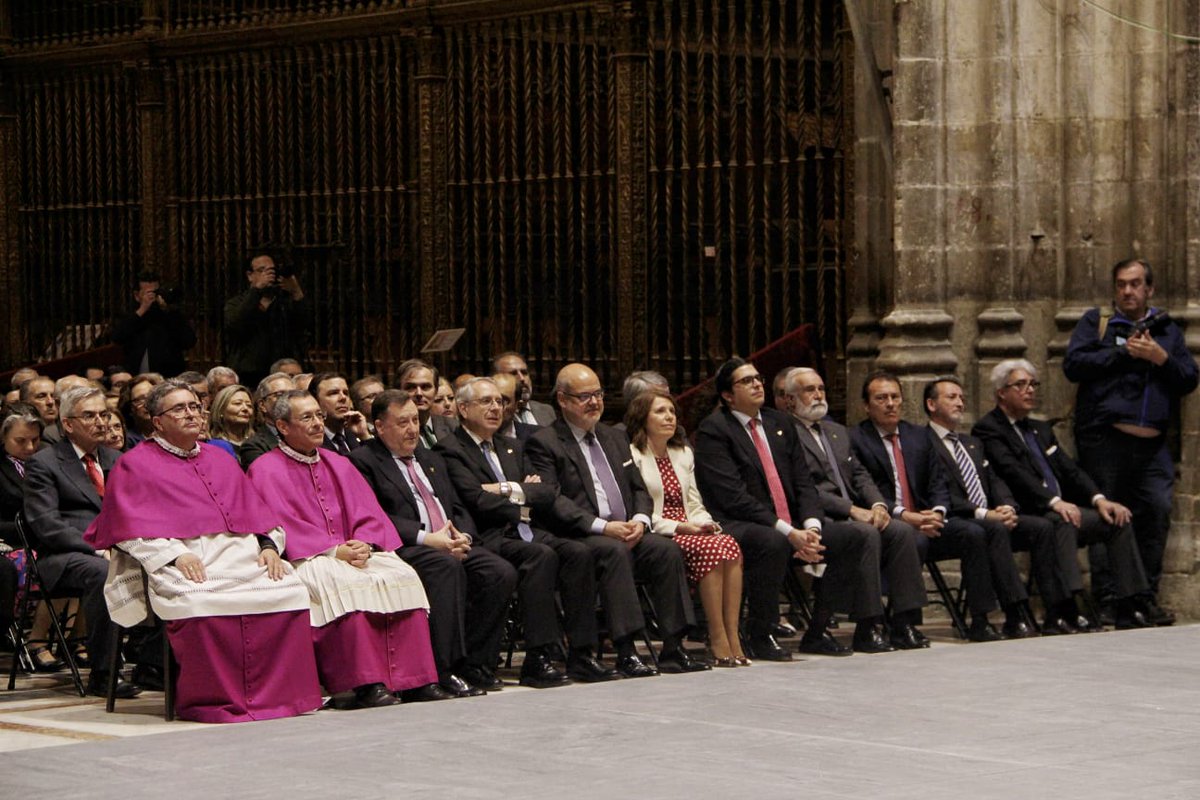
[1063,258,1198,623]
[111,273,196,377]
[224,254,309,390]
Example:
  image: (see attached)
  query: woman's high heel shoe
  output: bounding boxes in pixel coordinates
[29,646,65,673]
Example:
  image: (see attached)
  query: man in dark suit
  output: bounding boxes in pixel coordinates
[397,359,456,448]
[494,352,556,426]
[437,377,599,687]
[491,373,539,441]
[694,358,883,659]
[525,363,703,677]
[779,367,926,653]
[922,376,1061,638]
[309,372,372,456]
[350,390,517,699]
[972,359,1151,630]
[23,386,148,697]
[239,372,294,469]
[110,272,196,377]
[851,371,1021,647]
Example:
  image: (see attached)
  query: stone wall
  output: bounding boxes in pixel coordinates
[848,0,1200,615]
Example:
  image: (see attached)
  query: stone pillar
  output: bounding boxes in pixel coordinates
[415,27,449,341]
[610,0,649,380]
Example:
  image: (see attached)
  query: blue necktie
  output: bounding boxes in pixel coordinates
[583,431,626,521]
[1018,422,1061,497]
[481,441,534,542]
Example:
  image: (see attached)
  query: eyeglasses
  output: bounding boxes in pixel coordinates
[471,397,505,408]
[68,411,108,424]
[1004,380,1041,392]
[159,402,204,418]
[562,389,604,403]
[294,412,326,424]
[733,374,764,387]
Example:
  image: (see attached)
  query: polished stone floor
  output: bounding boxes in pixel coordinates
[3,623,1199,799]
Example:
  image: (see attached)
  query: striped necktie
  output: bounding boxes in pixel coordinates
[946,432,988,509]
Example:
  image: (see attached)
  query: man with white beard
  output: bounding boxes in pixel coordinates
[778,367,926,654]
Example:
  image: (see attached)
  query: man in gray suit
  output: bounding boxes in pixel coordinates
[23,386,144,697]
[494,352,556,427]
[779,367,926,653]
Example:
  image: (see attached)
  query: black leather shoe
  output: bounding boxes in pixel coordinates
[967,622,1005,643]
[852,627,896,654]
[1142,601,1176,627]
[745,634,793,662]
[519,652,571,688]
[614,653,658,678]
[132,664,165,691]
[88,672,141,699]
[355,682,399,708]
[772,620,798,638]
[1115,610,1151,630]
[441,673,486,697]
[1074,614,1104,633]
[657,648,711,673]
[1002,620,1036,639]
[798,631,853,657]
[566,652,620,683]
[1040,616,1078,635]
[459,663,504,692]
[399,683,456,703]
[889,623,929,650]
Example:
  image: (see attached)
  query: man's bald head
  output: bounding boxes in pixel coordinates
[554,363,604,432]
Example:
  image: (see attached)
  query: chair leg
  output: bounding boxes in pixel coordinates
[162,629,174,722]
[635,584,660,667]
[6,623,23,691]
[105,626,122,711]
[926,561,970,640]
[46,600,85,697]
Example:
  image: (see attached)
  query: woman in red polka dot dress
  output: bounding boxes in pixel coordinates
[626,390,747,667]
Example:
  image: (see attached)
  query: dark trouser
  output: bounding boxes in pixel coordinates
[721,521,792,638]
[1057,508,1150,601]
[399,544,516,676]
[1077,427,1174,599]
[0,557,16,633]
[918,517,1027,616]
[483,529,599,651]
[38,552,119,673]
[878,519,927,615]
[819,520,883,620]
[1010,513,1081,608]
[582,532,693,643]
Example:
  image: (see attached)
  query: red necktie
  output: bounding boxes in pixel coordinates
[886,433,915,511]
[749,419,791,525]
[83,453,105,498]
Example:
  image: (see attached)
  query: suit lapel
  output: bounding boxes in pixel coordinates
[726,411,767,482]
[557,421,599,511]
[494,440,522,482]
[57,443,101,510]
[372,441,420,514]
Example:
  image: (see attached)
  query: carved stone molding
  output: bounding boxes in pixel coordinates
[875,307,957,374]
[974,307,1026,359]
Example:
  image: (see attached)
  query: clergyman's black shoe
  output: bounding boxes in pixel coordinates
[441,673,486,697]
[88,672,141,699]
[399,683,456,703]
[967,622,1005,643]
[657,648,711,673]
[1040,616,1078,636]
[614,653,658,678]
[519,651,571,689]
[745,634,793,662]
[1002,620,1036,639]
[132,664,165,691]
[459,663,504,692]
[565,652,620,683]
[355,682,399,708]
[798,631,853,657]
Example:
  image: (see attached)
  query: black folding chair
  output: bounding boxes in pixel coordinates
[924,559,970,640]
[6,513,86,696]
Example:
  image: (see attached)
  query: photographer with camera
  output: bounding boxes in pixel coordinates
[111,272,197,378]
[224,254,310,390]
[1064,258,1198,624]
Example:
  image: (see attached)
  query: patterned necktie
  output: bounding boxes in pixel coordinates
[9,456,24,479]
[83,453,105,498]
[885,433,915,511]
[811,422,848,499]
[420,422,437,449]
[946,432,988,509]
[481,441,534,542]
[1018,421,1061,497]
[582,431,626,522]
[401,456,447,531]
[332,432,350,456]
[749,418,791,524]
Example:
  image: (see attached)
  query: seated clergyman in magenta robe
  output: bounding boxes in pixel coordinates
[85,437,322,723]
[248,442,438,699]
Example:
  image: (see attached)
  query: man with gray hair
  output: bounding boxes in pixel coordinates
[24,385,145,697]
[20,376,60,443]
[207,366,239,398]
[238,372,296,469]
[973,358,1151,630]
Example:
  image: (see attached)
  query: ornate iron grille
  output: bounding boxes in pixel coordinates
[12,65,141,360]
[169,0,410,31]
[166,37,421,376]
[9,1,142,47]
[645,0,852,390]
[443,10,619,389]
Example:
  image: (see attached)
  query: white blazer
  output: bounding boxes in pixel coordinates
[630,443,715,535]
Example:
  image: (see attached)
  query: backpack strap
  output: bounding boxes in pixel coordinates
[1097,306,1113,340]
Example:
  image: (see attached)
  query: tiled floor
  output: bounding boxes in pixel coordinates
[3,624,1199,799]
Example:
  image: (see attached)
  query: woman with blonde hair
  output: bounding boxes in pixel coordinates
[208,384,256,459]
[626,390,748,666]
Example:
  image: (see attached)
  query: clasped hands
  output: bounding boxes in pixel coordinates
[603,520,645,548]
[424,523,472,561]
[787,527,824,563]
